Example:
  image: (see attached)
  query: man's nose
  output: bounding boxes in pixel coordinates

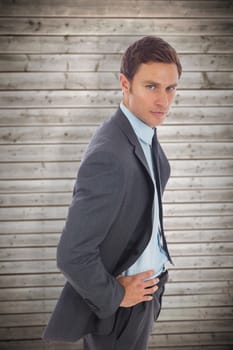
[155,91,169,108]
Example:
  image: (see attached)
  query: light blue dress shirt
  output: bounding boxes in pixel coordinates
[120,102,169,279]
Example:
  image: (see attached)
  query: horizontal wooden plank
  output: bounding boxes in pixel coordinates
[0,53,122,73]
[169,256,233,270]
[1,189,233,212]
[1,242,232,261]
[0,202,232,221]
[0,334,225,350]
[165,216,233,230]
[164,189,233,203]
[0,280,233,302]
[1,216,232,238]
[0,207,68,221]
[1,230,232,250]
[0,125,94,144]
[14,293,232,313]
[0,286,62,301]
[0,307,232,328]
[0,260,58,274]
[1,189,232,207]
[0,54,232,72]
[167,176,233,190]
[1,18,233,36]
[0,144,87,162]
[164,203,233,217]
[0,326,44,340]
[154,320,233,335]
[0,107,112,126]
[169,268,233,283]
[0,256,232,274]
[0,160,232,180]
[1,125,233,145]
[0,233,60,248]
[165,282,233,297]
[0,339,81,350]
[0,339,232,350]
[1,268,232,288]
[1,293,232,314]
[1,143,232,162]
[0,320,233,340]
[0,220,65,234]
[0,216,232,238]
[1,36,233,54]
[169,159,233,176]
[0,176,232,194]
[0,107,232,126]
[164,143,233,160]
[166,229,233,243]
[0,247,57,261]
[0,273,64,288]
[0,216,232,237]
[0,300,57,314]
[158,308,233,322]
[1,71,233,90]
[0,340,232,350]
[0,179,75,193]
[0,90,232,108]
[180,54,233,72]
[170,241,233,256]
[149,332,233,346]
[0,0,232,18]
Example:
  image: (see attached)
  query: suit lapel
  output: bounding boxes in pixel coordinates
[112,108,153,182]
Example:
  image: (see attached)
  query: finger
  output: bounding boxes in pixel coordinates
[135,269,155,280]
[144,285,158,295]
[142,295,153,302]
[144,278,159,288]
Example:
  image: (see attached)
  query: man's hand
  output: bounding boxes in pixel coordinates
[117,270,159,308]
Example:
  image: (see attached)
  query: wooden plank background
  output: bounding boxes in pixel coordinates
[0,0,233,349]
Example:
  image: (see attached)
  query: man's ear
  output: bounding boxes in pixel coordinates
[119,73,130,95]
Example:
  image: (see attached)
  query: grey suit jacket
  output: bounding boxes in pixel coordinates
[43,107,170,342]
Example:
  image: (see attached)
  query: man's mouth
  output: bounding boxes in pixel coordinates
[150,111,167,116]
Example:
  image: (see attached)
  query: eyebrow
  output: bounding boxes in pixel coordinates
[143,81,178,88]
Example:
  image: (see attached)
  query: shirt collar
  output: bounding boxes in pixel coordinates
[120,102,154,146]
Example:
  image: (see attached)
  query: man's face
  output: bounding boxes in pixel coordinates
[120,62,179,127]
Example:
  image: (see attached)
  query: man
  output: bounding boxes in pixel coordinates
[43,36,182,349]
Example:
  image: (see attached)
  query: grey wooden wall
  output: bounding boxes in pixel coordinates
[0,1,233,349]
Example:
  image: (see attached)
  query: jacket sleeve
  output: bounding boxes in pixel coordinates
[57,149,125,319]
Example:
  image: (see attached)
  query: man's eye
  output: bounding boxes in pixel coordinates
[146,85,155,90]
[167,86,176,92]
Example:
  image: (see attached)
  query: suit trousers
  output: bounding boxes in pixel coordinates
[83,270,168,350]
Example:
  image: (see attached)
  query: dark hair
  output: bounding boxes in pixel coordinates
[120,36,182,80]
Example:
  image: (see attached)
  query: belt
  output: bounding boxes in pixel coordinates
[158,268,168,280]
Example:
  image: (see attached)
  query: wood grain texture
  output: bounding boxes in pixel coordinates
[1,54,233,72]
[1,36,233,54]
[0,143,233,162]
[0,0,232,18]
[1,71,233,90]
[1,125,233,145]
[1,189,233,206]
[0,1,232,349]
[0,18,232,36]
[0,90,232,108]
[1,107,232,125]
[0,281,232,300]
